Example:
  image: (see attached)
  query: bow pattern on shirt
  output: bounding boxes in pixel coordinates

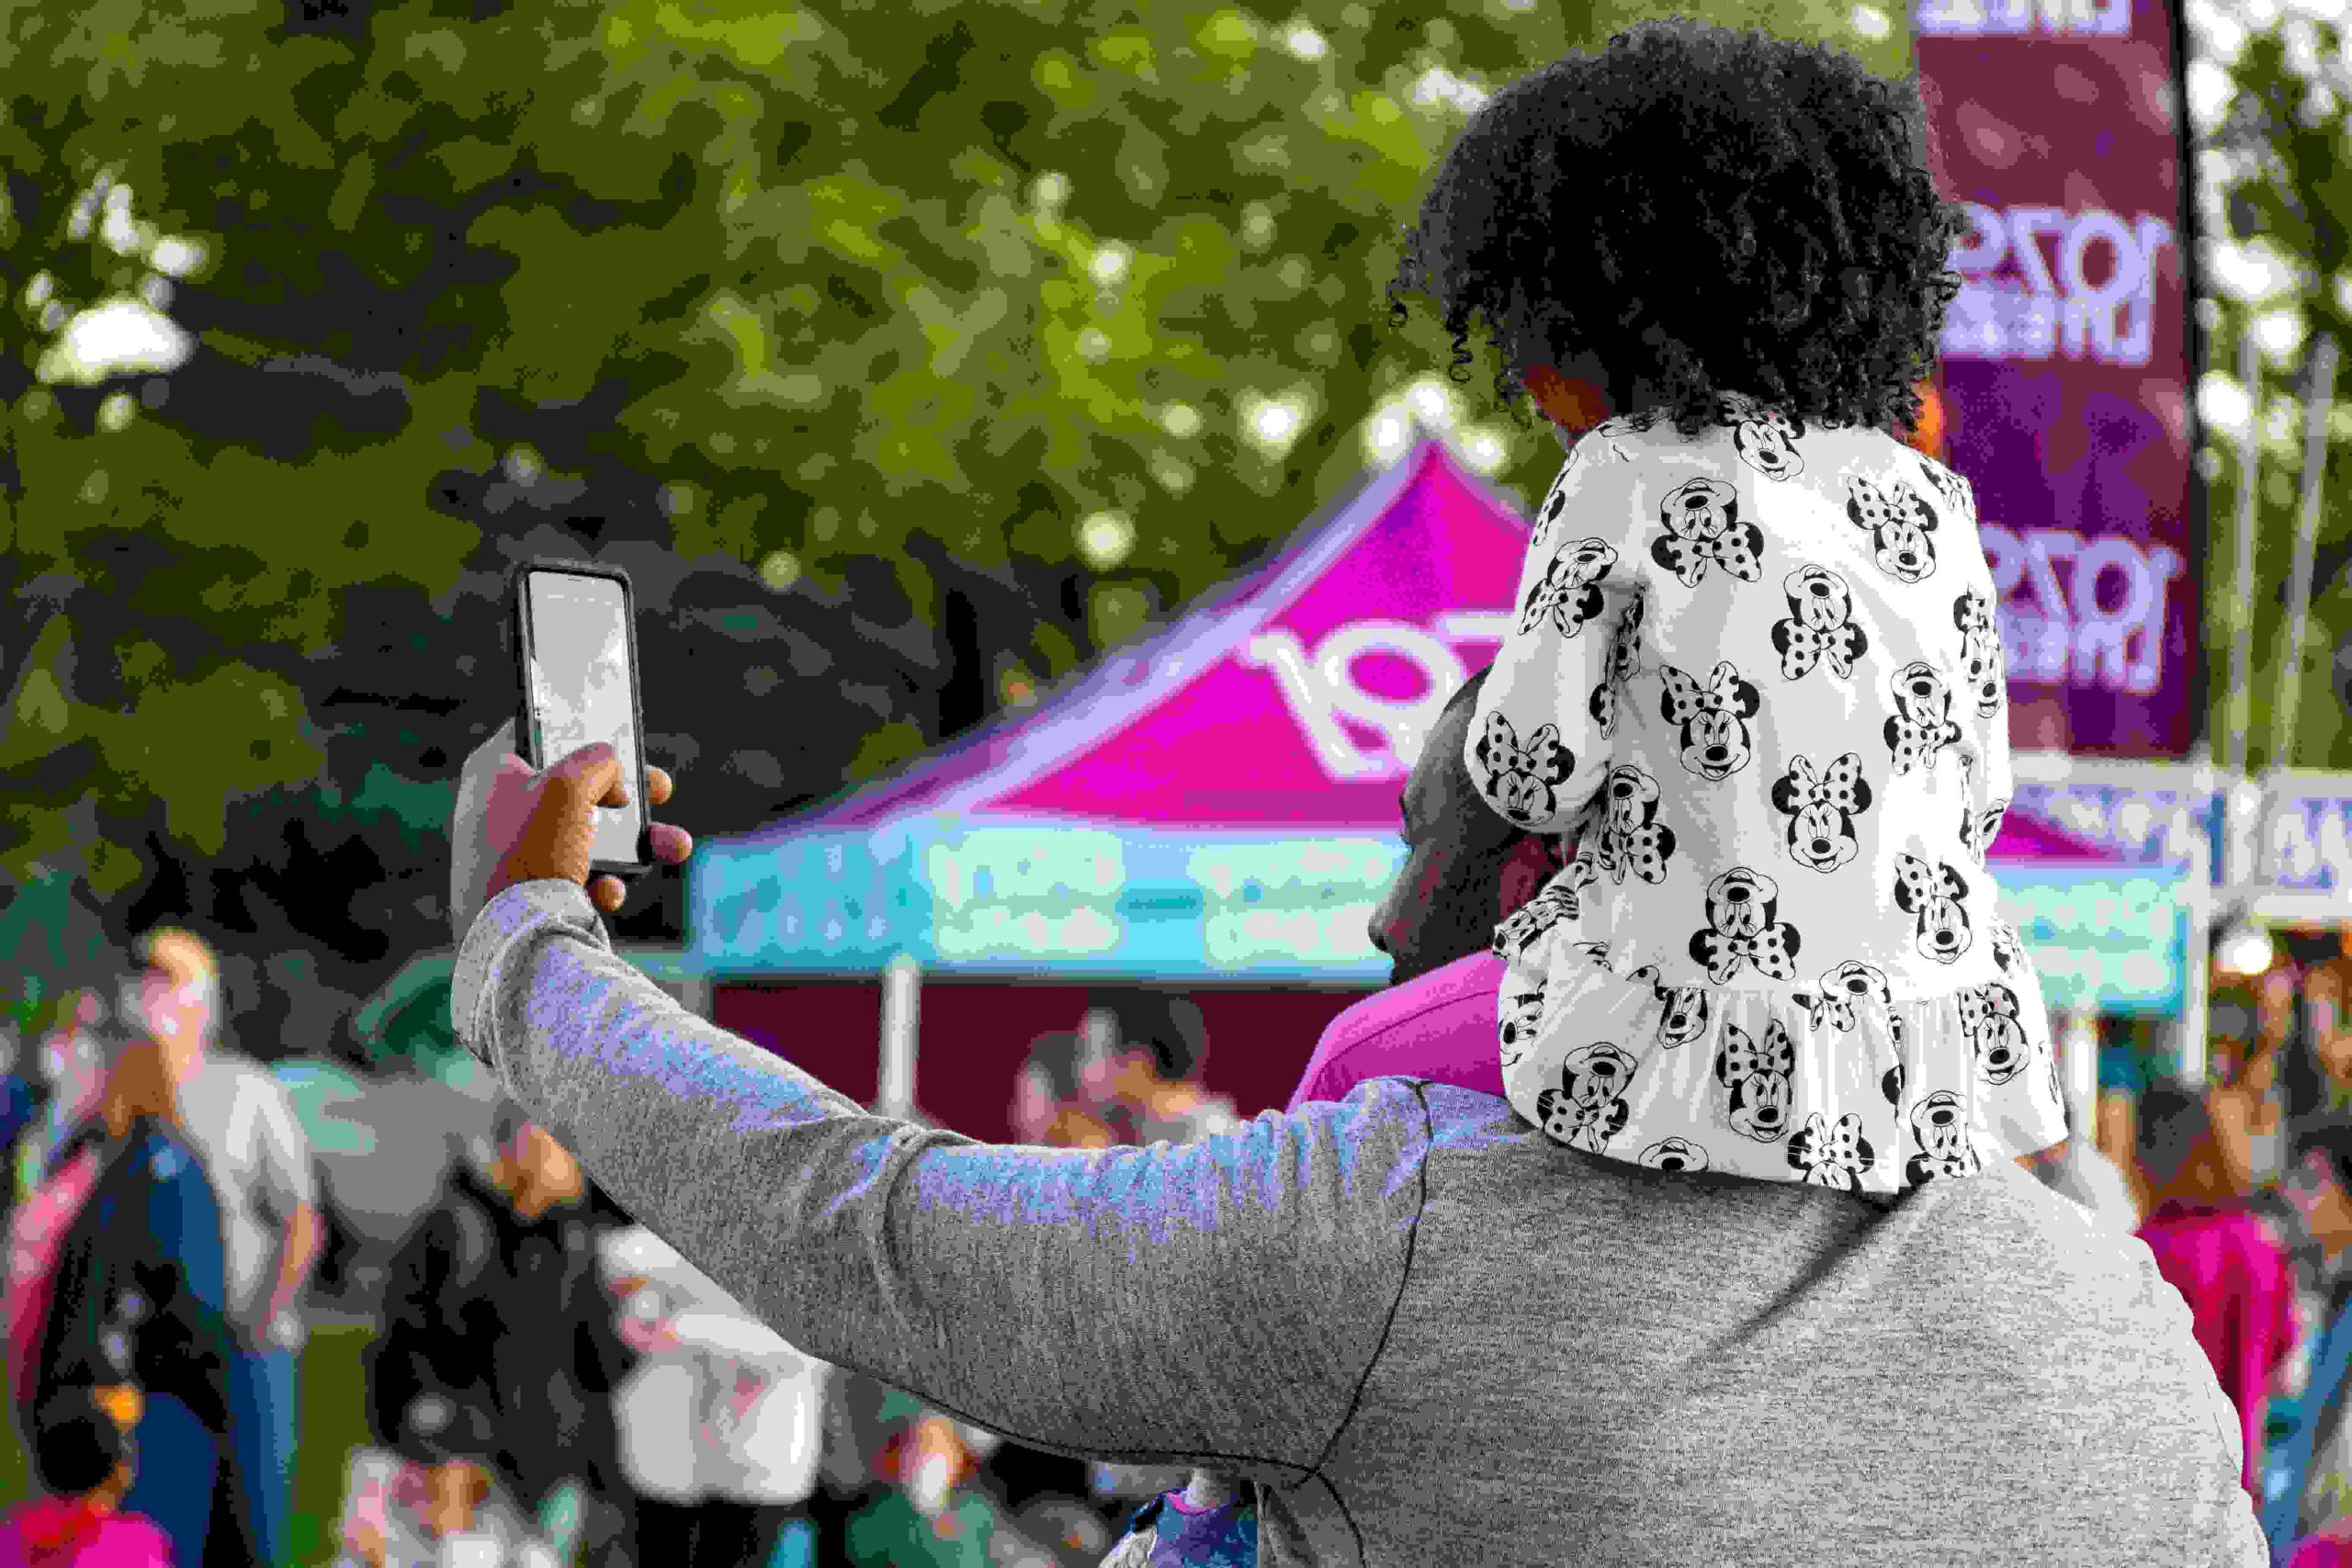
[1715,1019,1796,1142]
[1689,867,1802,983]
[1658,660,1762,782]
[1789,1110,1877,1190]
[1771,565,1869,681]
[1473,711,1577,828]
[1649,478,1763,587]
[1843,473,1940,583]
[1883,662,1963,775]
[1892,853,1973,964]
[1769,752,1874,874]
[1792,960,1893,1033]
[1520,537,1619,637]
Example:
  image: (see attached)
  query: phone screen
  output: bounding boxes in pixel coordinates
[524,570,644,866]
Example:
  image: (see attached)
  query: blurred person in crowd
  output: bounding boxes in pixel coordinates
[0,1386,171,1568]
[129,926,322,1568]
[2138,1078,2302,1498]
[449,19,2267,1562]
[2263,1122,2352,1564]
[24,968,235,1568]
[1010,1032,1114,1151]
[365,1107,638,1563]
[604,1224,828,1567]
[1,1021,37,1191]
[2286,962,2352,1169]
[22,992,109,1187]
[1073,995,1238,1149]
[2211,967,2300,1201]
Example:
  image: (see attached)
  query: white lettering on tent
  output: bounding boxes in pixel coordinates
[926,831,1124,958]
[1188,840,1396,966]
[1241,616,1495,781]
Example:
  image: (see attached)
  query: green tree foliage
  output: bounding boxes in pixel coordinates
[0,0,1913,1025]
[2194,6,2352,773]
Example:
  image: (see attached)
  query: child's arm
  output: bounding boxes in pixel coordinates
[1464,446,1650,839]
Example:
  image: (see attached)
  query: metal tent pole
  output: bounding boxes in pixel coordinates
[878,953,922,1120]
[2177,799,2213,1090]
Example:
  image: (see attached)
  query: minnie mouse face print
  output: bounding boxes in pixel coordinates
[1521,537,1620,637]
[1534,1041,1639,1153]
[1658,660,1762,781]
[1637,1137,1711,1171]
[1594,763,1678,885]
[1953,589,2003,718]
[1792,960,1892,1034]
[1842,473,1940,583]
[1715,1019,1795,1143]
[1689,868,1801,983]
[1473,711,1577,829]
[1727,401,1806,479]
[1649,478,1763,588]
[1769,753,1873,874]
[1892,854,1973,964]
[1905,1089,1983,1184]
[1883,662,1962,774]
[1771,566,1869,681]
[1788,1110,1877,1190]
[1957,983,2030,1084]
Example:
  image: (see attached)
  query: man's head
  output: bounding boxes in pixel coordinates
[131,926,220,1077]
[1367,668,1559,986]
[2135,1078,2226,1204]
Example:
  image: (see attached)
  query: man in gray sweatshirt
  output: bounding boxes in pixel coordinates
[446,726,2266,1566]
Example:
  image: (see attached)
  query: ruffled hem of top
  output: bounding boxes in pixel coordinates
[1497,945,2067,1197]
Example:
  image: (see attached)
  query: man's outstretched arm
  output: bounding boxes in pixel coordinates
[451,877,1430,1484]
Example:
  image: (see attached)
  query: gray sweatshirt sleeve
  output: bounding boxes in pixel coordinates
[450,880,1430,1483]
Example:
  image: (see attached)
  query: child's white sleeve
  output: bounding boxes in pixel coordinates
[1464,448,1649,837]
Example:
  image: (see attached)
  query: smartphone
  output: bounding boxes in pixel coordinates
[507,558,654,879]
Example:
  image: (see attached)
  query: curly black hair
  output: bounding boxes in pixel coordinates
[1385,16,1966,440]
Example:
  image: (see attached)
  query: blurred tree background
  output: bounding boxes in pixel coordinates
[0,0,2338,1051]
[2188,4,2351,777]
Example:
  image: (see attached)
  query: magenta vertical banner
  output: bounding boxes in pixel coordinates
[1912,0,2199,758]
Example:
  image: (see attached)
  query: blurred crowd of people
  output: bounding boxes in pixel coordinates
[0,929,1238,1568]
[17,921,2352,1566]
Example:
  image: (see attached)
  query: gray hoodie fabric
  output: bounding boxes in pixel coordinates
[453,880,2266,1566]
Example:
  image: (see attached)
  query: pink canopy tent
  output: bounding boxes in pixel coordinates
[796,439,1529,834]
[692,441,2145,1137]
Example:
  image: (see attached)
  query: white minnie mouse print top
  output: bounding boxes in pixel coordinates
[1466,390,2067,1197]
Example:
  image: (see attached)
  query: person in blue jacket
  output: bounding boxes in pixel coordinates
[28,970,235,1568]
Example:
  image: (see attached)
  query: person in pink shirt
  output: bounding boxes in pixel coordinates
[1286,671,1563,1111]
[0,1386,172,1568]
[2134,1077,2301,1497]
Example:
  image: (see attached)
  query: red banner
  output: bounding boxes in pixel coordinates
[1912,0,2199,757]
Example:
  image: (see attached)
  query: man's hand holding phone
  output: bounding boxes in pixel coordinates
[450,718,694,943]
